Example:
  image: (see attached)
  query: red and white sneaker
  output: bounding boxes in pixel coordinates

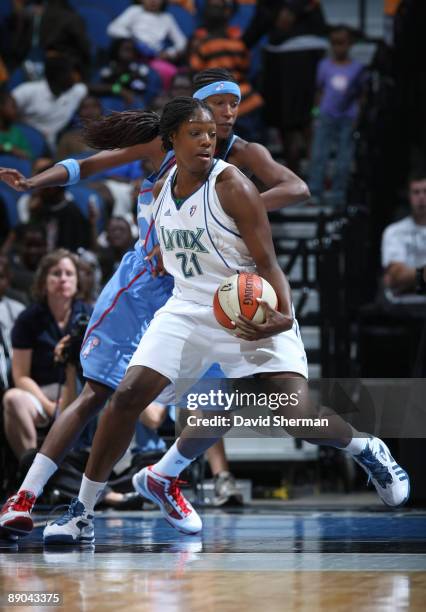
[0,490,35,538]
[132,466,202,535]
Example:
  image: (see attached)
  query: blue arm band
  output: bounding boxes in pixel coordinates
[193,81,241,102]
[55,158,81,185]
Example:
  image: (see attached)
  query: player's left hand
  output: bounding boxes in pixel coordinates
[234,299,293,340]
[0,167,30,191]
[144,244,166,277]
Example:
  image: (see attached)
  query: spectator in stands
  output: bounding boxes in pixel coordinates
[16,158,94,252]
[261,0,327,172]
[96,215,138,286]
[107,0,187,89]
[11,55,88,151]
[382,172,426,298]
[56,96,103,161]
[0,90,32,160]
[0,257,25,391]
[308,25,366,207]
[242,0,284,49]
[2,0,91,80]
[91,38,163,109]
[86,158,143,219]
[6,225,47,305]
[2,249,91,464]
[0,56,8,85]
[149,69,193,117]
[76,250,101,306]
[189,0,263,138]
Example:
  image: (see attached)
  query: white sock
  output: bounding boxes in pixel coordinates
[152,439,194,477]
[343,432,370,456]
[19,453,58,498]
[78,474,107,514]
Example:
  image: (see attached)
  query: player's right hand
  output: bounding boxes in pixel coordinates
[0,167,30,191]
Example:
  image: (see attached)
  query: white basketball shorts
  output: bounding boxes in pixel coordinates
[127,295,308,396]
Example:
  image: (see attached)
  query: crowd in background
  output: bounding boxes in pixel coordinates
[0,0,426,499]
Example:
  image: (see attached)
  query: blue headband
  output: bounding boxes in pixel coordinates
[193,81,241,102]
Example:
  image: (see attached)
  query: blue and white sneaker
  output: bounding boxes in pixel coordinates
[353,437,410,507]
[43,498,94,545]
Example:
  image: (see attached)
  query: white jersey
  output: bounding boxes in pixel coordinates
[153,159,256,306]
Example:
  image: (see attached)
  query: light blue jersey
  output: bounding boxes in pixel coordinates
[80,139,237,389]
[81,152,176,389]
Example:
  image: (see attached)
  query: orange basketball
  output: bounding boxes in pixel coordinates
[213,272,278,332]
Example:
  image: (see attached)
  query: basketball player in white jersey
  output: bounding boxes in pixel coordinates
[0,71,309,539]
[40,97,409,543]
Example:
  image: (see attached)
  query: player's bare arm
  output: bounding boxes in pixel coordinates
[216,167,294,340]
[229,140,310,211]
[0,142,157,192]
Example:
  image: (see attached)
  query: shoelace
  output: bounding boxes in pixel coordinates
[168,479,190,515]
[51,500,85,526]
[7,492,34,513]
[359,447,393,488]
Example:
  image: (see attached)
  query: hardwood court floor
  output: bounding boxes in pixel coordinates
[1,505,426,611]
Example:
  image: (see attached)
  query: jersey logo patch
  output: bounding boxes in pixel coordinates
[81,336,100,359]
[189,205,197,217]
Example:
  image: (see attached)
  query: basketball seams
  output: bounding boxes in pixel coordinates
[213,291,235,329]
[252,275,263,322]
[237,273,243,317]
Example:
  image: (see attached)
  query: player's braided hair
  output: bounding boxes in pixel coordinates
[83,110,161,150]
[83,98,213,151]
[192,68,238,94]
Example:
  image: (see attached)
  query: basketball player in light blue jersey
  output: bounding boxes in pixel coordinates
[38,97,408,543]
[0,70,310,538]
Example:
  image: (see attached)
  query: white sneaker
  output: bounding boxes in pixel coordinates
[353,437,410,507]
[43,498,95,544]
[132,466,202,535]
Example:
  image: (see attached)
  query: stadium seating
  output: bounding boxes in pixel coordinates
[74,4,113,53]
[167,4,197,37]
[15,124,48,159]
[230,2,255,30]
[69,0,131,20]
[0,186,20,228]
[5,68,27,91]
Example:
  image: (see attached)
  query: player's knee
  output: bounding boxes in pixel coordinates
[109,385,141,416]
[78,381,112,417]
[3,389,27,413]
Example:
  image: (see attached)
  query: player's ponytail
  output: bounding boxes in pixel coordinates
[82,110,161,150]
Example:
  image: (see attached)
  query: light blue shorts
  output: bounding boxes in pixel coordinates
[80,250,174,389]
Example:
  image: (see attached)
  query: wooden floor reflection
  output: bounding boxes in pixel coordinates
[1,508,426,611]
[1,568,426,612]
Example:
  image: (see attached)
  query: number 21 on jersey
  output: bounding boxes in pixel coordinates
[176,253,203,278]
